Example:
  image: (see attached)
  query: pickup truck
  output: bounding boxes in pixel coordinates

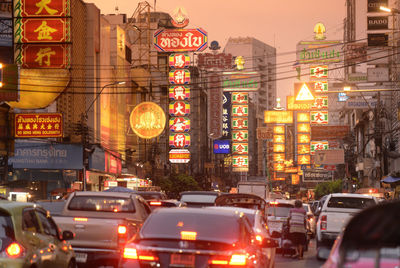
[315,193,378,259]
[52,191,151,267]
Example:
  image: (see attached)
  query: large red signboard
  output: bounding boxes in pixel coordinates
[16,18,70,43]
[15,0,70,17]
[21,44,69,68]
[15,113,63,138]
[154,28,208,52]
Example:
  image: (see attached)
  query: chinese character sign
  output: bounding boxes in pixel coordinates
[15,113,63,138]
[15,0,71,17]
[169,69,191,84]
[169,53,190,68]
[169,133,191,148]
[169,101,190,117]
[311,111,329,124]
[169,86,190,100]
[169,117,190,132]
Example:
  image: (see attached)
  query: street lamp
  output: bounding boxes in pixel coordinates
[81,81,126,191]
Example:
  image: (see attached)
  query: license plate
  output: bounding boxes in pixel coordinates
[170,253,195,266]
[269,222,282,230]
[75,252,88,263]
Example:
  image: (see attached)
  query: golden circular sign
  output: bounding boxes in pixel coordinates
[130,102,166,139]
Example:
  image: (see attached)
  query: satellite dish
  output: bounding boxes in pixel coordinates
[209,41,220,50]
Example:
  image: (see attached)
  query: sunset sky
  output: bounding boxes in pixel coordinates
[86,0,346,103]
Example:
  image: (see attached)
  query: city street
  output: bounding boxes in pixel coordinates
[276,239,325,268]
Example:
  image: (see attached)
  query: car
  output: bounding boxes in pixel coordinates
[179,191,222,207]
[0,200,76,268]
[266,199,295,239]
[303,203,316,237]
[208,206,277,268]
[119,207,275,268]
[136,191,168,201]
[315,193,378,260]
[147,199,186,211]
[323,200,400,268]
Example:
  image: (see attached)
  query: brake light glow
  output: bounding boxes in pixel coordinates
[269,201,278,205]
[123,247,138,259]
[229,254,247,265]
[149,201,162,206]
[181,231,197,240]
[74,217,88,222]
[138,255,158,261]
[118,225,127,235]
[6,243,22,258]
[255,235,263,244]
[210,259,229,265]
[321,215,327,231]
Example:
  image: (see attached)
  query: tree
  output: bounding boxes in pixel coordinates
[315,179,342,199]
[159,173,201,199]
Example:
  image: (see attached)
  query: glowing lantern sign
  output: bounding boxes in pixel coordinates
[232,92,249,104]
[169,53,190,68]
[232,105,248,117]
[232,143,248,154]
[169,101,190,117]
[297,134,311,144]
[295,82,315,104]
[273,144,285,153]
[154,28,208,52]
[310,141,329,155]
[232,130,248,142]
[169,69,190,84]
[311,111,329,124]
[297,112,310,122]
[298,155,311,165]
[232,118,248,129]
[273,135,285,144]
[232,155,249,168]
[310,65,328,79]
[273,163,285,172]
[130,102,166,139]
[169,133,191,148]
[314,81,328,92]
[273,125,285,134]
[312,96,328,109]
[264,111,293,124]
[297,123,311,133]
[169,117,190,132]
[169,86,190,100]
[274,153,285,162]
[297,144,311,155]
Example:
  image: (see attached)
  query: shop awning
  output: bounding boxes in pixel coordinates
[381,176,400,184]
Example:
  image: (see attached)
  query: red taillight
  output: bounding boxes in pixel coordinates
[269,201,278,205]
[229,254,247,266]
[123,246,138,259]
[6,243,23,258]
[149,201,162,206]
[321,215,327,230]
[118,225,127,235]
[122,245,158,261]
[255,235,263,245]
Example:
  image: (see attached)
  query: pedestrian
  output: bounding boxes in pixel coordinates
[288,199,307,259]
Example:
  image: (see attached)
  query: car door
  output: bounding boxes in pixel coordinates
[21,207,50,267]
[35,209,70,268]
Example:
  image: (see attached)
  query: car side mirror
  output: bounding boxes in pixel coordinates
[262,238,279,248]
[62,230,74,241]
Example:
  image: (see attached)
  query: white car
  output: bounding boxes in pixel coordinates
[315,193,378,260]
[303,203,316,237]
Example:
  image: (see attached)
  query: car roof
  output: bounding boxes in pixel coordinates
[73,191,137,198]
[268,199,295,204]
[180,191,222,196]
[152,207,243,218]
[207,206,258,215]
[329,193,375,199]
[0,200,38,213]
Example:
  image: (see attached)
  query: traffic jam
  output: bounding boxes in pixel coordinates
[1,188,394,268]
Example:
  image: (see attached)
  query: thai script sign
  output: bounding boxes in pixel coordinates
[169,85,190,100]
[222,71,260,91]
[197,53,232,69]
[345,99,377,109]
[169,53,190,68]
[15,113,62,138]
[208,73,223,139]
[153,28,208,52]
[256,127,273,140]
[303,169,332,182]
[296,40,342,64]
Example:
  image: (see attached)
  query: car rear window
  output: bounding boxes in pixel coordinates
[180,194,217,203]
[68,196,135,212]
[141,211,240,244]
[139,193,164,200]
[0,211,14,252]
[327,197,376,209]
[268,204,293,217]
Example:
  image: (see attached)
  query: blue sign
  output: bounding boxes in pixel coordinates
[89,146,105,172]
[222,92,232,139]
[9,141,83,169]
[213,140,231,154]
[338,92,349,102]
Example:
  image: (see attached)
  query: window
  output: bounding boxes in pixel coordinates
[36,211,58,237]
[68,196,136,213]
[327,197,375,209]
[22,209,40,233]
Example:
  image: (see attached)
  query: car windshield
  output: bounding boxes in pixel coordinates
[268,204,293,217]
[180,194,217,203]
[139,193,164,200]
[141,211,240,244]
[68,196,135,212]
[327,197,375,209]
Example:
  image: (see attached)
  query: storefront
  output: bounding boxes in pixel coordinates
[7,140,83,200]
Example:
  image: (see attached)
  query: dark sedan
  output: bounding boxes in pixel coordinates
[119,207,273,267]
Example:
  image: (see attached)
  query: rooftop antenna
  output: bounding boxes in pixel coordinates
[154,0,156,11]
[115,0,119,13]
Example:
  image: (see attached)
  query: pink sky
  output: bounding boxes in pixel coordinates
[87,0,346,104]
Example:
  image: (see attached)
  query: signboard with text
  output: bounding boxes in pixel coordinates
[303,169,332,182]
[153,28,208,52]
[15,113,62,138]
